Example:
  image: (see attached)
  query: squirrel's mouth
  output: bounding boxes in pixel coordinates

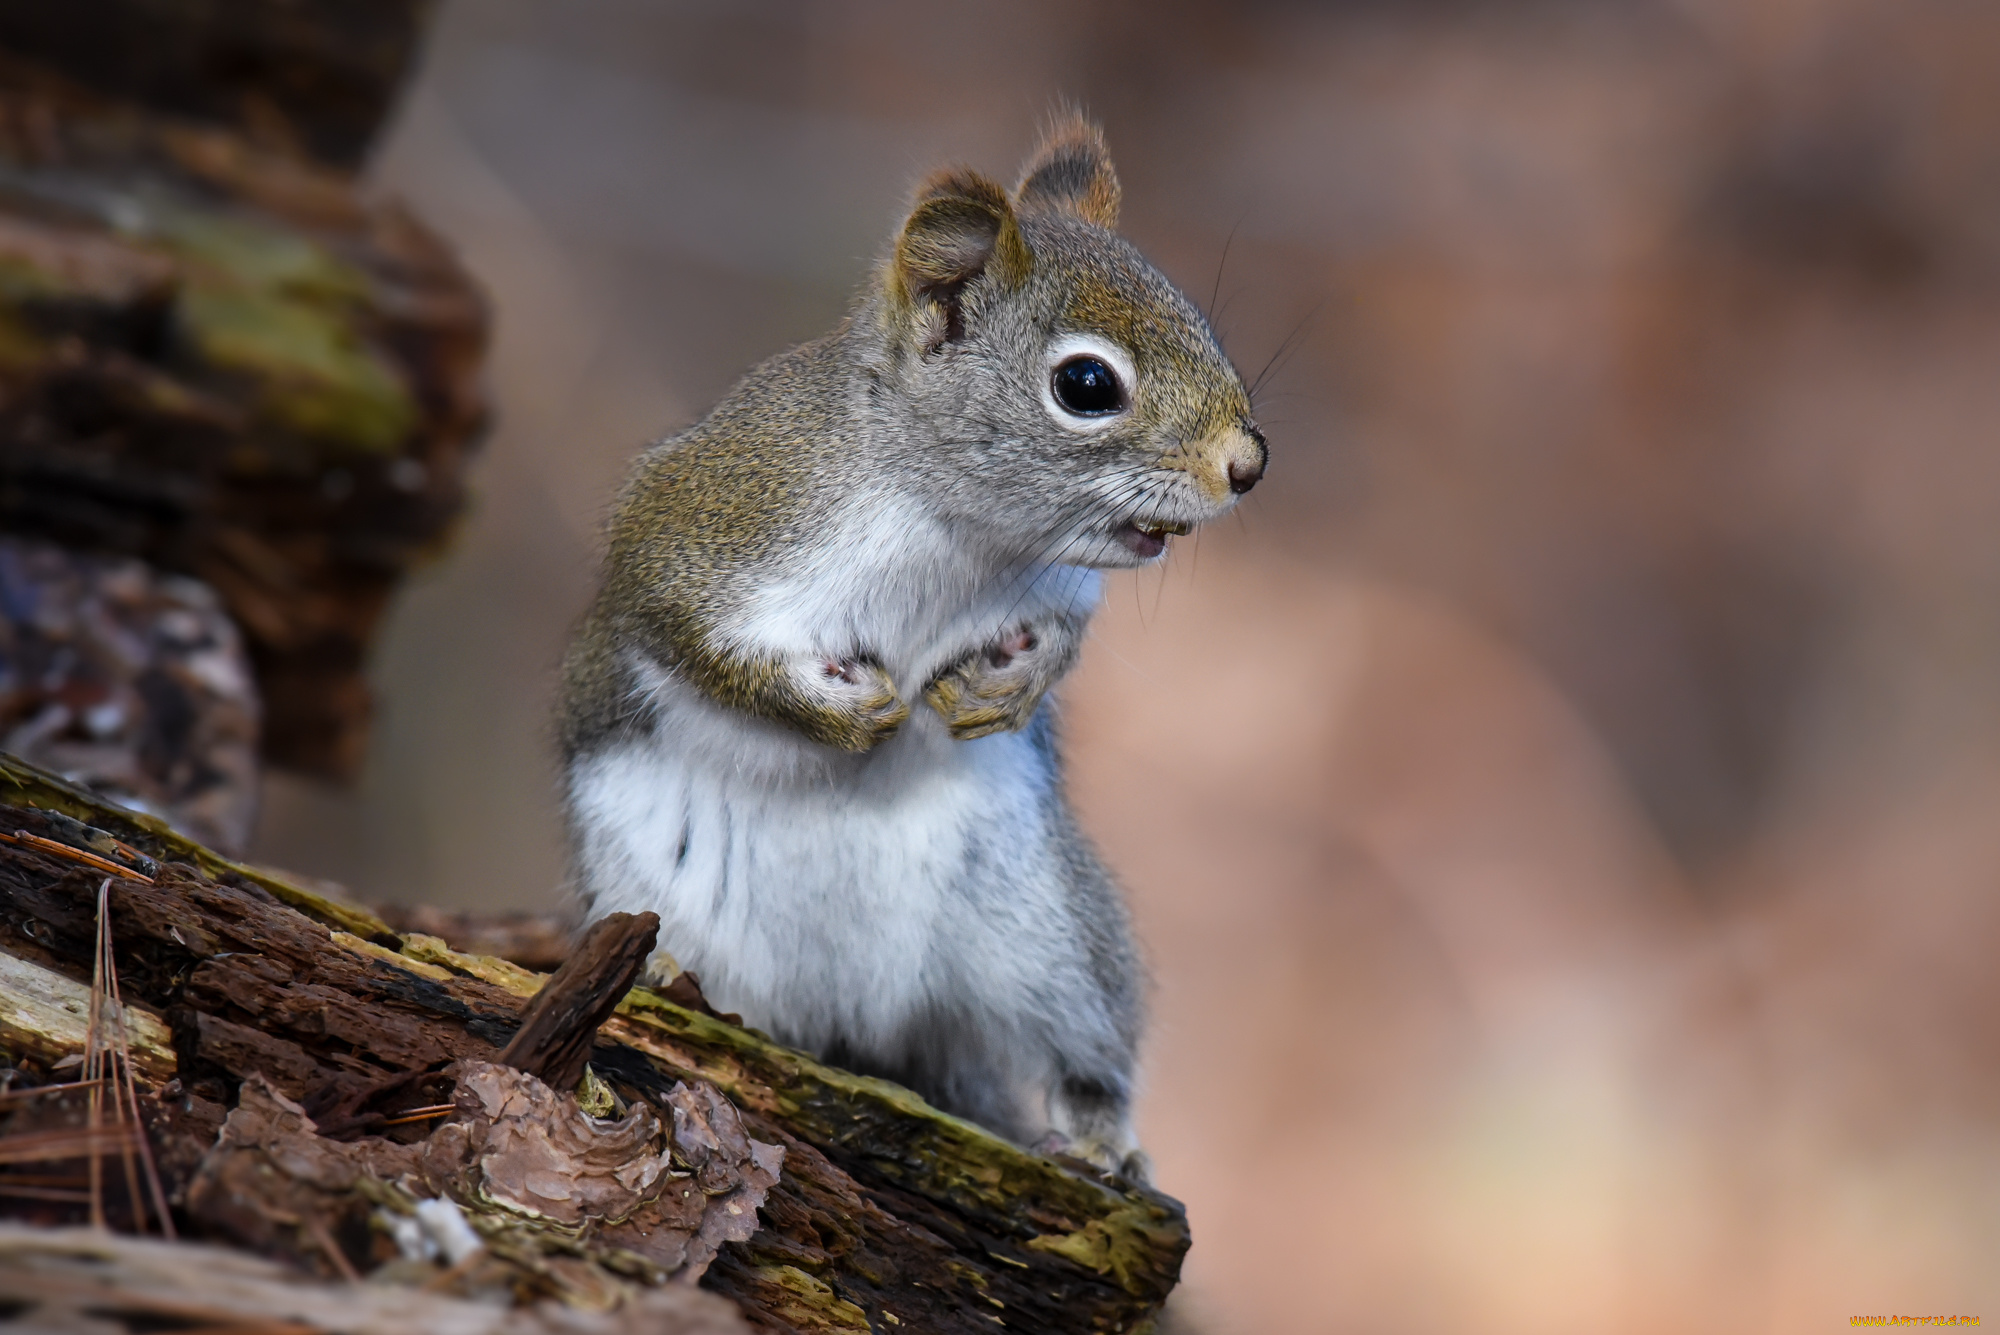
[1112,518,1192,559]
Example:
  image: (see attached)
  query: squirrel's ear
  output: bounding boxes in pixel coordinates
[1015,113,1120,229]
[891,169,1030,348]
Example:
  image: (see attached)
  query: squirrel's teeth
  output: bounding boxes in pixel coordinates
[1114,518,1191,558]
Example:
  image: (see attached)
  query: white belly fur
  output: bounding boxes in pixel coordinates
[566,673,1088,1128]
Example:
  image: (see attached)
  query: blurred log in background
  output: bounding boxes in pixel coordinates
[0,0,486,813]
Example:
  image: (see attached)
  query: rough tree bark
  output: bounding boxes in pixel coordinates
[0,753,1191,1333]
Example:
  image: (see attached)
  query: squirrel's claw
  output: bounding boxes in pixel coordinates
[1032,1130,1152,1186]
[799,655,909,751]
[923,658,1046,739]
[924,622,1075,740]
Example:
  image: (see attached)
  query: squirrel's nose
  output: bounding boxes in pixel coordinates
[1226,426,1267,494]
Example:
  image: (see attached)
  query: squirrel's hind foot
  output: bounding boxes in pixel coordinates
[1033,1129,1153,1186]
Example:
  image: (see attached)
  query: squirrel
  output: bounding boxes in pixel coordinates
[557,115,1264,1179]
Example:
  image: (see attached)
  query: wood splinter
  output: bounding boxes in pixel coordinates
[497,912,660,1090]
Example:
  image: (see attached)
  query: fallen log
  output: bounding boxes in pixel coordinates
[0,751,1191,1333]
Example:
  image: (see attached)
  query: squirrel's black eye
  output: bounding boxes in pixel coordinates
[1051,356,1125,416]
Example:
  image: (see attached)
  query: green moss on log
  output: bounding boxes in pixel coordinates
[756,1266,874,1333]
[176,284,414,454]
[158,210,416,456]
[604,991,1186,1301]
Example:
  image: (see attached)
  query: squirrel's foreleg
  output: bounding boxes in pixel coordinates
[922,610,1087,740]
[669,617,910,752]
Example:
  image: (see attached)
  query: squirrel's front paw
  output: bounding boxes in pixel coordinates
[923,626,1065,740]
[797,654,910,751]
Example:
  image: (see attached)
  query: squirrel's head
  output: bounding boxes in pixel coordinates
[873,115,1266,569]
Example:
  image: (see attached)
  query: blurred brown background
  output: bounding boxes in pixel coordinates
[251,1,2000,1330]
